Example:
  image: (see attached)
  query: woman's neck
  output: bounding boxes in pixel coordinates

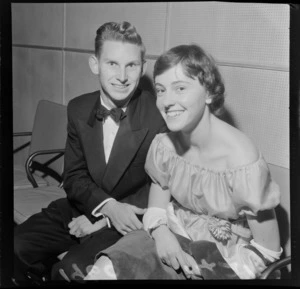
[179,107,215,152]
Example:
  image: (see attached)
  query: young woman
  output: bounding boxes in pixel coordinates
[84,44,282,280]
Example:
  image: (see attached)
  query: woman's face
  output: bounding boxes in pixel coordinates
[155,64,208,133]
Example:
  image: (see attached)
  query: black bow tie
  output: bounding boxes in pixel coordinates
[96,105,126,122]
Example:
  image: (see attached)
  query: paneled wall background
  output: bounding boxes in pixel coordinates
[12,3,290,257]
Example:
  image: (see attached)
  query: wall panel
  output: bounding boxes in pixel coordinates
[168,2,289,69]
[65,3,168,55]
[13,47,63,132]
[12,3,64,47]
[139,58,156,94]
[13,47,63,166]
[220,66,289,168]
[144,58,156,80]
[64,51,99,103]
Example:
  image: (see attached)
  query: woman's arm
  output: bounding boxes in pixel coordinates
[145,182,200,278]
[247,208,281,252]
[234,209,283,278]
[148,182,171,208]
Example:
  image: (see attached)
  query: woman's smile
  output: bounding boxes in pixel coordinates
[165,109,185,118]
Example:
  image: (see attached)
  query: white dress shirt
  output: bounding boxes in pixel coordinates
[91,98,126,224]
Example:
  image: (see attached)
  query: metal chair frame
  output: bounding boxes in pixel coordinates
[25,149,65,188]
[259,255,291,279]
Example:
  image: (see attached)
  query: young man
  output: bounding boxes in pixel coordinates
[14,21,167,283]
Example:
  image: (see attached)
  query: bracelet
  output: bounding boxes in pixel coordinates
[250,239,282,262]
[149,222,168,237]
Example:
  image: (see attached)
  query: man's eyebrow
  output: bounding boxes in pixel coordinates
[127,60,142,64]
[102,58,117,62]
[102,58,141,65]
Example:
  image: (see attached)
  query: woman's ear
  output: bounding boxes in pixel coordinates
[205,93,212,104]
[141,60,148,77]
[89,55,99,75]
[205,97,212,104]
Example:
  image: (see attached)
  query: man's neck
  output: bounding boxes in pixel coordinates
[100,92,131,110]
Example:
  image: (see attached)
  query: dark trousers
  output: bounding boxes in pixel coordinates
[14,197,122,282]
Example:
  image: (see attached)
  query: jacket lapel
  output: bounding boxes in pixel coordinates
[77,97,106,187]
[101,89,149,193]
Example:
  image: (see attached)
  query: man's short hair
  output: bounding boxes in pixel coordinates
[95,21,146,61]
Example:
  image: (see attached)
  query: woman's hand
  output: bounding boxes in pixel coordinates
[152,225,201,278]
[68,215,107,238]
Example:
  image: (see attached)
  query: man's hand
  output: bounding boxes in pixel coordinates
[68,215,107,238]
[101,199,146,235]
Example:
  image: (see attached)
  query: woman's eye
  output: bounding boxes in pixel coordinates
[156,88,165,95]
[176,86,185,92]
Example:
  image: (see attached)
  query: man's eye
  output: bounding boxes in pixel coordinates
[128,63,140,70]
[108,62,117,66]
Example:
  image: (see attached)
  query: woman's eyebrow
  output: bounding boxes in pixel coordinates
[171,80,190,85]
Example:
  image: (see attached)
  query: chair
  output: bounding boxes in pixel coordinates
[13,100,67,189]
[14,100,68,225]
[14,102,69,286]
[259,255,291,279]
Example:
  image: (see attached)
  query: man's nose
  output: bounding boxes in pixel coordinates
[117,68,128,83]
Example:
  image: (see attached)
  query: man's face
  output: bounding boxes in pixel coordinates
[95,40,145,108]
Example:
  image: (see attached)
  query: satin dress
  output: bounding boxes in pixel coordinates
[93,133,281,280]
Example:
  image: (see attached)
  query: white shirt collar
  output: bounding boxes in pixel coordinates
[100,94,127,112]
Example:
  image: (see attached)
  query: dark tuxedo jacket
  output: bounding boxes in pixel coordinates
[63,88,167,220]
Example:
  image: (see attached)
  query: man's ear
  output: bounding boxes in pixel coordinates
[89,55,99,75]
[141,60,148,77]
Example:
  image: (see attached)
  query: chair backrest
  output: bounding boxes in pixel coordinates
[268,164,290,258]
[268,163,291,277]
[29,100,67,176]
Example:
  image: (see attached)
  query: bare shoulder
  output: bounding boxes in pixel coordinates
[220,121,259,168]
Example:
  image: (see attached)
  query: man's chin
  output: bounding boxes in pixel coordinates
[110,92,134,108]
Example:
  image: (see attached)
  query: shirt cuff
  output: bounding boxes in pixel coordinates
[92,198,115,228]
[92,198,115,217]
